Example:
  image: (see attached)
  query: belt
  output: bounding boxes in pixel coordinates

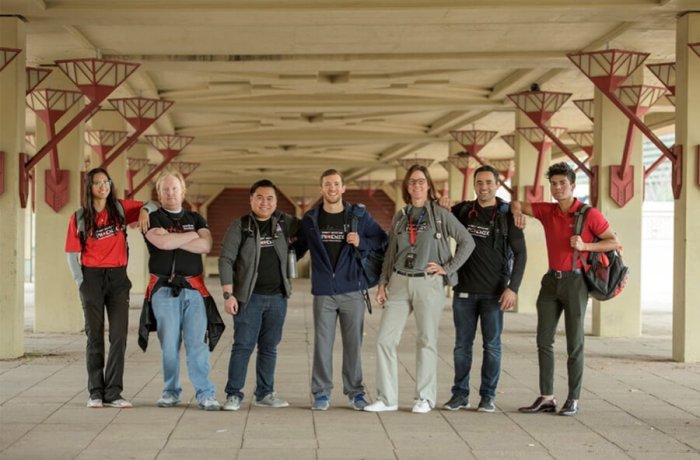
[394,269,426,278]
[548,269,582,279]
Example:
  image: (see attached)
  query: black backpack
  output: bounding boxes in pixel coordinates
[350,204,386,289]
[573,205,629,301]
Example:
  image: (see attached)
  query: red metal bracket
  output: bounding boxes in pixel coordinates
[647,62,676,106]
[573,99,595,122]
[26,89,84,212]
[500,133,515,151]
[689,42,700,58]
[19,58,139,208]
[26,67,52,94]
[397,158,434,170]
[447,153,478,201]
[0,48,21,73]
[85,130,128,163]
[100,97,174,169]
[568,131,594,167]
[127,135,194,198]
[568,49,680,199]
[449,130,514,196]
[170,161,200,179]
[517,127,565,203]
[126,157,150,194]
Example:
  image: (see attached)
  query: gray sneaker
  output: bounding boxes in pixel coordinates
[477,397,496,413]
[443,394,470,411]
[223,395,241,411]
[198,397,221,411]
[349,393,369,411]
[157,394,181,408]
[254,393,289,408]
[312,395,330,411]
[86,398,103,408]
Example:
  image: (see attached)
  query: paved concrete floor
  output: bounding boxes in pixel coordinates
[1,278,699,460]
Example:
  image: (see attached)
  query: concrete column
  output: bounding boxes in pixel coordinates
[512,112,550,314]
[0,17,26,358]
[673,13,700,362]
[590,79,643,337]
[33,70,84,332]
[125,142,151,294]
[394,165,404,213]
[447,141,465,203]
[88,109,127,198]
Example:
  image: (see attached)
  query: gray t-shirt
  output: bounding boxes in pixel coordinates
[394,206,439,274]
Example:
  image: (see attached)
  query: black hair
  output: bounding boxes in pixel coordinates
[546,162,576,184]
[473,165,500,184]
[250,179,279,196]
[82,167,123,237]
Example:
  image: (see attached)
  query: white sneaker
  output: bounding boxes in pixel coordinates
[223,395,241,411]
[86,398,103,408]
[363,400,398,412]
[412,399,432,414]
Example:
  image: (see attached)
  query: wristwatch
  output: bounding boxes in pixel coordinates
[223,292,233,300]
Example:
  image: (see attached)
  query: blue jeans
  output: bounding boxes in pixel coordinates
[151,287,216,403]
[225,293,287,400]
[451,293,503,400]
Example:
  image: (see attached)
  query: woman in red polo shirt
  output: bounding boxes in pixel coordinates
[65,167,153,409]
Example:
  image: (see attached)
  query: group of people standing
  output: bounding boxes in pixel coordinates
[66,160,618,417]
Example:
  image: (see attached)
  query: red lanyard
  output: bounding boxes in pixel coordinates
[408,207,426,247]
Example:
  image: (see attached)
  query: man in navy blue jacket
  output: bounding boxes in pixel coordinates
[296,169,387,411]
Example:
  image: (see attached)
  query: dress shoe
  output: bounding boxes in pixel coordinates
[518,396,557,413]
[558,399,578,416]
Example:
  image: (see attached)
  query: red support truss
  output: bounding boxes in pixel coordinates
[517,126,567,203]
[448,152,480,201]
[647,62,676,106]
[20,58,139,208]
[573,99,595,122]
[26,89,84,212]
[170,161,200,179]
[0,48,21,73]
[26,67,52,94]
[125,157,150,194]
[568,49,680,199]
[689,42,700,58]
[85,130,128,163]
[397,158,434,170]
[101,97,174,169]
[449,130,513,195]
[127,135,194,198]
[500,134,515,151]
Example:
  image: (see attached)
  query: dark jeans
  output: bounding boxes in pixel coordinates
[79,266,131,402]
[536,272,589,400]
[451,293,503,400]
[225,293,287,400]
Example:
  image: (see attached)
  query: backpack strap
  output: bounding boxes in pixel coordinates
[572,204,591,271]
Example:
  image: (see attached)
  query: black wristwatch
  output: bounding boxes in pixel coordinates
[223,292,233,300]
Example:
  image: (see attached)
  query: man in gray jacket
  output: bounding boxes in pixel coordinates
[218,179,300,411]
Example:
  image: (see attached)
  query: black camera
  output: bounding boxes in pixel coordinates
[405,252,416,269]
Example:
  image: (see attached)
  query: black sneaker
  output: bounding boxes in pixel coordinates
[442,394,470,411]
[477,397,495,413]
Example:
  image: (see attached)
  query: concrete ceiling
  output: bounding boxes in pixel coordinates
[2,0,695,197]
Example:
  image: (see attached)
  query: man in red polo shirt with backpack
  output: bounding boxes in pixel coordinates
[511,162,619,417]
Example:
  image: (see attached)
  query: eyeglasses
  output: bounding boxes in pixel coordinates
[407,178,427,186]
[92,179,112,187]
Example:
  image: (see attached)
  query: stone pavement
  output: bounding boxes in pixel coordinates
[1,278,699,460]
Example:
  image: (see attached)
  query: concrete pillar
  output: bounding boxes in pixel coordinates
[447,141,465,204]
[33,70,84,332]
[590,78,643,337]
[394,165,404,213]
[88,109,127,198]
[0,17,26,358]
[673,12,700,362]
[126,143,151,294]
[512,112,550,314]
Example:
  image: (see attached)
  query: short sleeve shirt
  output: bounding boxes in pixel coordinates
[253,218,283,295]
[531,199,609,271]
[145,208,208,277]
[64,199,143,267]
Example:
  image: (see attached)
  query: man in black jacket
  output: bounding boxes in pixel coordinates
[443,165,527,413]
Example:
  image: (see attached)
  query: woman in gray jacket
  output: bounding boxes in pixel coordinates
[364,164,475,414]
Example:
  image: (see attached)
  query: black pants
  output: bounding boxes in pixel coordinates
[79,266,132,402]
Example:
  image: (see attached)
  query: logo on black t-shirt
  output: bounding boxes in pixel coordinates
[466,223,491,239]
[320,230,345,243]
